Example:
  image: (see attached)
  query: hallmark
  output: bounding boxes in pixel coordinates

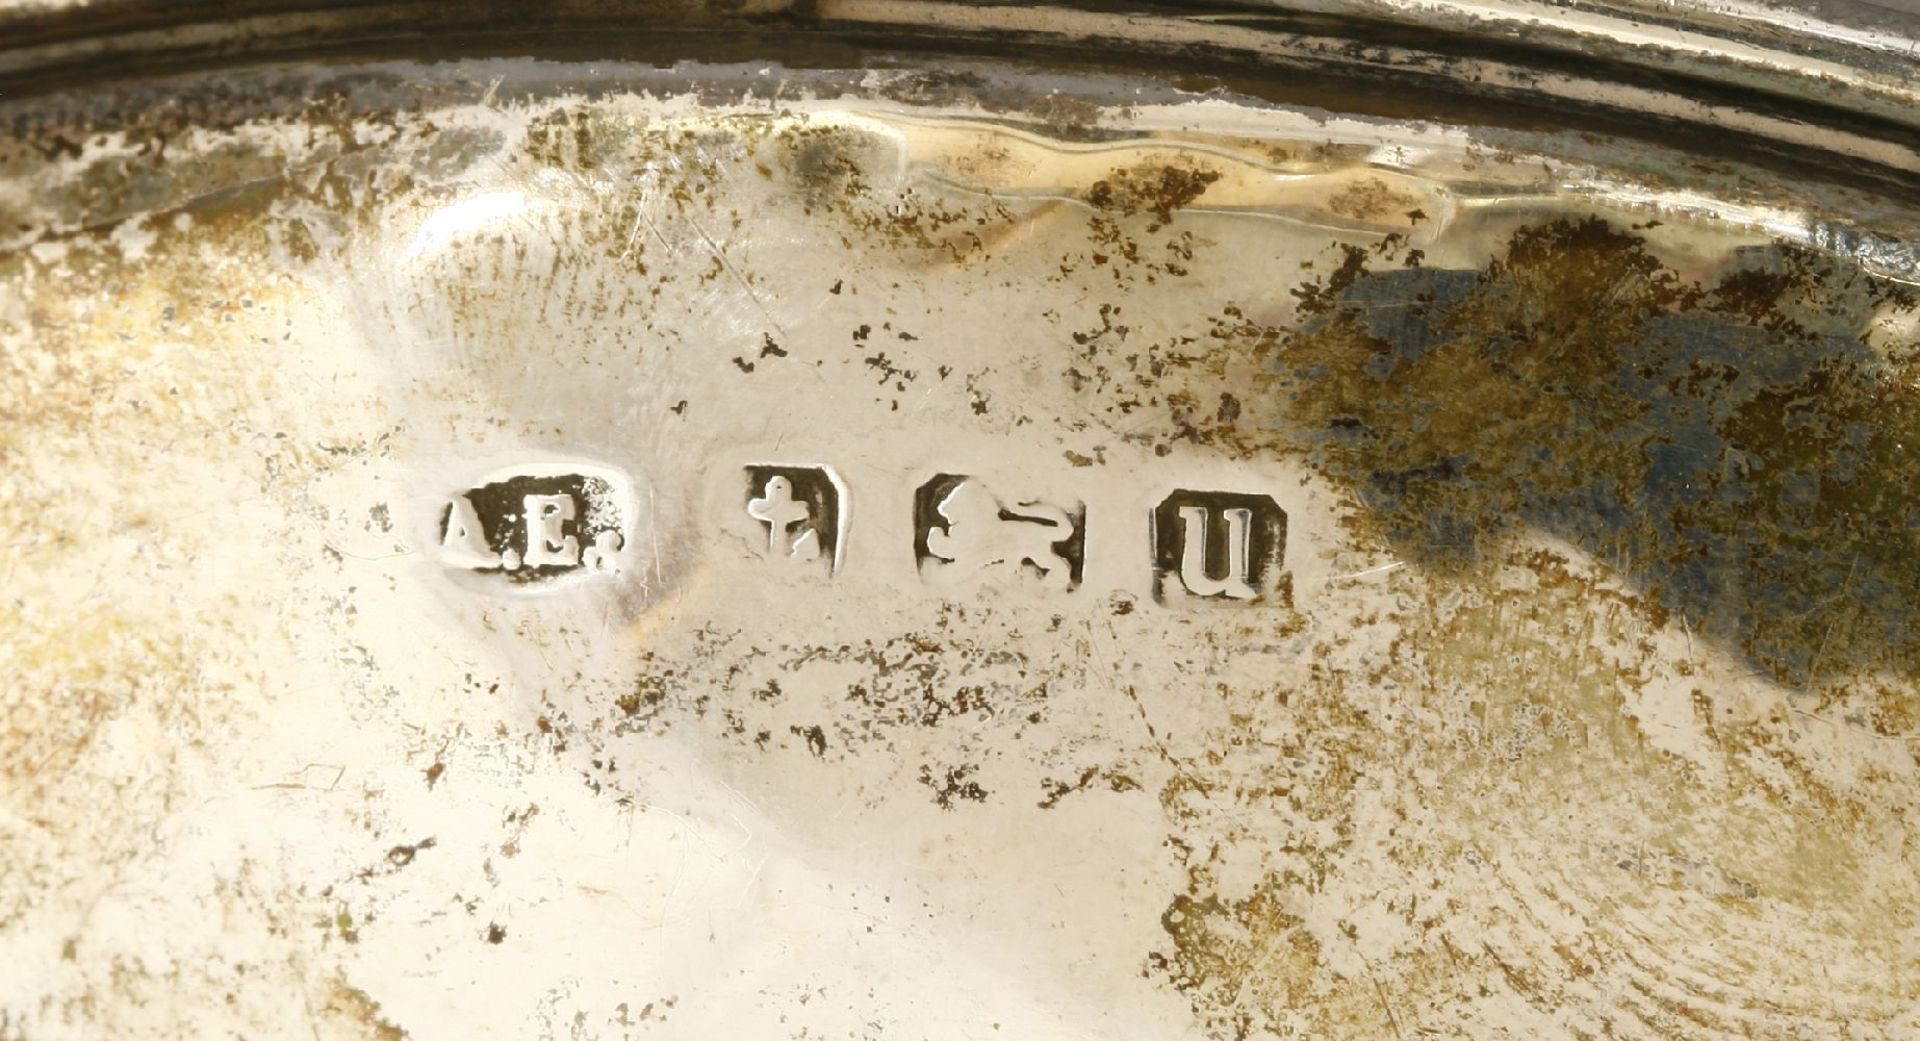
[743,464,848,574]
[914,475,1085,591]
[437,466,629,583]
[436,461,1292,605]
[1151,490,1289,604]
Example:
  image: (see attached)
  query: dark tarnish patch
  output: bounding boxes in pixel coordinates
[1138,217,1920,1036]
[1036,765,1140,809]
[918,762,989,809]
[1275,217,1920,689]
[775,121,1017,260]
[1084,162,1223,231]
[780,122,884,212]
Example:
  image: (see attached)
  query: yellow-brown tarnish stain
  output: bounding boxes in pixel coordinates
[1323,176,1421,222]
[3,61,1917,1041]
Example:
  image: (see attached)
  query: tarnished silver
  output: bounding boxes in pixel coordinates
[3,3,1919,1039]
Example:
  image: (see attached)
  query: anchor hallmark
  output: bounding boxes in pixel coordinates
[742,464,848,574]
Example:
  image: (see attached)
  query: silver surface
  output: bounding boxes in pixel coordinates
[3,6,1919,1039]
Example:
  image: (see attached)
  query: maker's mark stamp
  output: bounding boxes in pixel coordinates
[438,467,628,583]
[914,475,1084,591]
[1152,490,1288,604]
